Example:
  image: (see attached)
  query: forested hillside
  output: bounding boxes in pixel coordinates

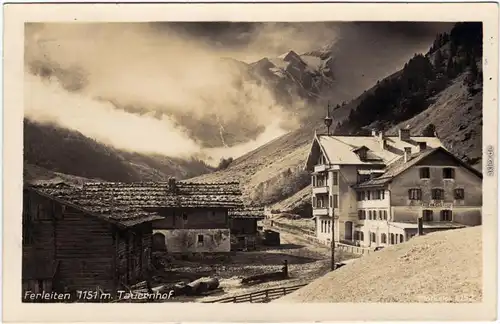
[24,119,214,183]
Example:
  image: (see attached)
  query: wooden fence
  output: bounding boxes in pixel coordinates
[203,284,307,303]
[336,242,372,255]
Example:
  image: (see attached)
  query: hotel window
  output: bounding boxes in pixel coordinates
[408,188,422,200]
[381,190,385,200]
[399,234,404,243]
[333,194,339,208]
[332,172,338,186]
[318,154,325,165]
[360,191,366,200]
[370,232,376,243]
[313,197,317,207]
[422,210,433,222]
[317,197,325,208]
[357,192,362,201]
[440,210,453,222]
[432,188,444,200]
[454,188,465,200]
[197,234,204,246]
[443,168,455,179]
[327,221,331,233]
[420,167,430,179]
[312,176,316,187]
[378,210,383,220]
[361,210,366,220]
[358,210,365,220]
[366,191,371,200]
[390,233,395,244]
[383,210,388,220]
[381,233,387,244]
[373,190,380,199]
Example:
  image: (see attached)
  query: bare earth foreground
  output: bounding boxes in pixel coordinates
[276,226,482,303]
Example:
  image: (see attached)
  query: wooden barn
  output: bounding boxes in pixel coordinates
[229,207,266,251]
[22,182,163,300]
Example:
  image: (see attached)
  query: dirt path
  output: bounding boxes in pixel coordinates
[160,224,359,302]
[195,226,357,302]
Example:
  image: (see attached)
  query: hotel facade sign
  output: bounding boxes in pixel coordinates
[420,202,453,209]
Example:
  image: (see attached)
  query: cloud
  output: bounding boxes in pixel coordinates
[25,73,203,157]
[24,22,303,162]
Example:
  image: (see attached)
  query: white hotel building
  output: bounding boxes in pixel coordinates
[305,127,482,248]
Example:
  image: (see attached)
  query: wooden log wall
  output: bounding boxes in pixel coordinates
[55,207,115,293]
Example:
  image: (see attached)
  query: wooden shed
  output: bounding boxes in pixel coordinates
[229,206,266,251]
[22,183,163,301]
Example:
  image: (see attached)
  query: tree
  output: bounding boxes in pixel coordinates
[446,56,456,78]
[469,57,479,81]
[442,32,450,45]
[422,124,437,137]
[216,157,233,171]
[449,41,458,57]
[467,59,479,95]
[433,50,444,73]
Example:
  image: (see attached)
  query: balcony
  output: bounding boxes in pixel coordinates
[313,208,329,217]
[314,164,327,173]
[312,186,329,194]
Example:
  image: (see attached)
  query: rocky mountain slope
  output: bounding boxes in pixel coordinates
[189,22,483,215]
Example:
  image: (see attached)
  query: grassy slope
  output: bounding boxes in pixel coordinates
[24,119,214,183]
[277,226,482,303]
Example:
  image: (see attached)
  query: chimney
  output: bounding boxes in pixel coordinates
[371,129,378,137]
[378,130,385,141]
[381,139,388,150]
[404,147,412,163]
[418,142,427,151]
[168,178,177,193]
[398,128,411,141]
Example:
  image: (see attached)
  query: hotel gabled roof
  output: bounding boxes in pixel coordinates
[354,147,483,189]
[305,133,445,170]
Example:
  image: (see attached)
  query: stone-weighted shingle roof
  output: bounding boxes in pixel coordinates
[29,179,244,227]
[229,206,266,219]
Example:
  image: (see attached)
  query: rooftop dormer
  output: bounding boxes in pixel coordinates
[352,146,369,161]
